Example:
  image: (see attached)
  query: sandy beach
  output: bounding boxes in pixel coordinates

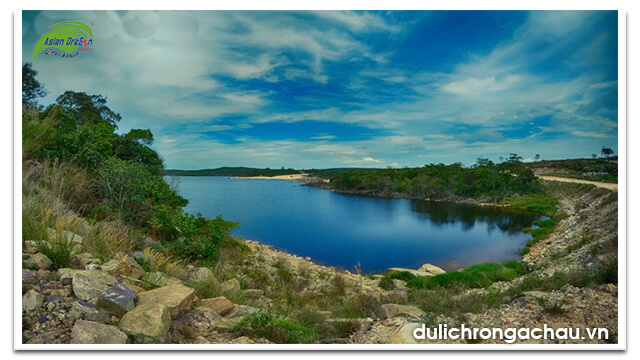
[238,173,309,180]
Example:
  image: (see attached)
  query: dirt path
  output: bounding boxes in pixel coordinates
[537,175,618,191]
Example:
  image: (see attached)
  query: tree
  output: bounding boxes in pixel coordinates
[507,153,523,164]
[55,91,122,128]
[22,63,48,107]
[475,157,490,167]
[601,146,614,159]
[592,154,597,159]
[534,154,541,162]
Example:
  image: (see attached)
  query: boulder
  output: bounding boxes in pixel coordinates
[117,255,144,279]
[30,253,52,270]
[59,269,116,287]
[71,320,129,344]
[118,303,172,343]
[22,290,45,312]
[71,272,115,303]
[189,267,214,283]
[417,264,446,276]
[233,304,261,318]
[210,317,243,331]
[199,296,234,316]
[22,269,37,284]
[69,301,112,324]
[136,283,196,319]
[101,260,119,275]
[72,253,101,267]
[220,278,241,293]
[96,282,137,317]
[379,304,425,319]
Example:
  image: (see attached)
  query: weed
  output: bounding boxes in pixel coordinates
[35,232,75,270]
[22,261,37,271]
[539,299,566,316]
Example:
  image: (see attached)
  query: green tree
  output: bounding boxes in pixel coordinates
[22,63,48,107]
[55,91,122,128]
[601,146,614,158]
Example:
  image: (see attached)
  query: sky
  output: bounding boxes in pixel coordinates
[21,10,619,170]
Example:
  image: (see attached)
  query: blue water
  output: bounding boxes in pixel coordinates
[175,177,537,273]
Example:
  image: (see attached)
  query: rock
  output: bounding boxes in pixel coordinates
[119,303,172,343]
[22,269,37,284]
[85,264,101,271]
[71,271,116,303]
[140,272,181,288]
[47,228,83,245]
[220,278,241,293]
[30,253,52,270]
[71,320,129,344]
[602,283,617,294]
[22,290,45,312]
[417,263,446,276]
[391,279,409,291]
[136,283,196,319]
[199,296,235,316]
[96,282,137,317]
[381,290,408,303]
[245,289,265,299]
[117,255,144,280]
[388,323,422,344]
[70,301,112,324]
[387,268,436,278]
[517,291,550,303]
[379,304,425,319]
[189,267,214,283]
[101,260,119,275]
[59,269,116,287]
[231,305,260,318]
[193,336,211,344]
[71,253,101,267]
[210,317,243,331]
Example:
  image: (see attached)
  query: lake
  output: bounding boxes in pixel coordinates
[175,176,538,273]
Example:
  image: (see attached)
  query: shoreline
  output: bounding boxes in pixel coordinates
[237,173,309,180]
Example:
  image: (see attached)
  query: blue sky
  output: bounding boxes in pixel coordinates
[21,10,619,169]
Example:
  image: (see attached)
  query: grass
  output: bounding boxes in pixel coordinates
[35,231,75,270]
[407,261,528,290]
[234,312,321,344]
[378,271,417,291]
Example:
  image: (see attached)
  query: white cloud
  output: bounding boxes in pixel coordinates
[362,156,382,163]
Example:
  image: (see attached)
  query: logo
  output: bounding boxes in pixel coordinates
[33,21,93,61]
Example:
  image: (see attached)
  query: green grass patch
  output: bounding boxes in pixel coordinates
[407,261,527,290]
[378,271,417,290]
[234,312,321,344]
